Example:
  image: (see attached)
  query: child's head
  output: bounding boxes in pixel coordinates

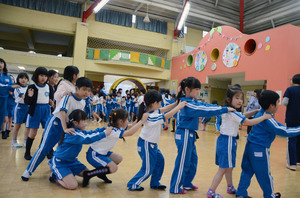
[177,77,201,100]
[0,58,7,74]
[137,90,162,121]
[16,72,29,86]
[75,77,93,99]
[159,88,166,94]
[122,96,126,101]
[109,108,128,129]
[32,67,48,85]
[117,92,121,96]
[139,88,146,95]
[9,75,15,84]
[100,84,105,90]
[127,94,131,99]
[259,90,280,113]
[107,94,111,100]
[125,90,129,95]
[224,85,244,109]
[171,94,176,99]
[292,74,300,85]
[67,109,88,130]
[254,89,261,98]
[48,70,59,86]
[63,66,79,84]
[130,88,135,94]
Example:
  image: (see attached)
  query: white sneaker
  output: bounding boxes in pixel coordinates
[12,142,22,148]
[286,164,297,171]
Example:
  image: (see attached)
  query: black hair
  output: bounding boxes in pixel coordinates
[117,91,121,94]
[212,100,218,105]
[137,89,162,122]
[125,90,129,94]
[32,67,48,84]
[224,85,243,108]
[100,84,105,89]
[9,75,15,83]
[59,109,87,145]
[159,88,166,94]
[0,58,8,75]
[16,72,29,86]
[63,66,79,82]
[109,108,128,128]
[254,89,261,99]
[127,94,131,99]
[176,77,201,101]
[48,70,58,77]
[292,74,300,84]
[92,90,97,95]
[122,96,126,99]
[259,90,279,110]
[75,77,93,89]
[171,94,176,99]
[139,88,146,94]
[118,88,122,91]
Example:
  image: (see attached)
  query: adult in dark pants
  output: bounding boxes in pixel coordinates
[244,89,261,135]
[283,74,300,171]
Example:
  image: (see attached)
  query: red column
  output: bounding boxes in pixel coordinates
[240,0,244,33]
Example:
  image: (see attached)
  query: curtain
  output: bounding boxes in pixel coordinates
[96,9,132,28]
[135,15,167,34]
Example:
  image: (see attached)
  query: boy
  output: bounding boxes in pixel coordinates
[21,77,93,181]
[236,90,300,198]
[283,74,300,171]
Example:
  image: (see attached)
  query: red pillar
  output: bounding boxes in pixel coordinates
[240,0,244,33]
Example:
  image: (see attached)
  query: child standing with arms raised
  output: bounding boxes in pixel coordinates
[170,77,235,194]
[127,90,187,191]
[207,86,271,198]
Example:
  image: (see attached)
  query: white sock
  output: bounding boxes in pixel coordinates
[22,170,30,178]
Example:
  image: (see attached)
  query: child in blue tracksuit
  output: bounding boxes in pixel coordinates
[21,77,93,181]
[106,95,114,119]
[127,90,187,191]
[5,75,16,138]
[85,108,149,185]
[49,109,113,190]
[85,94,93,119]
[236,90,300,198]
[170,77,235,194]
[126,94,131,120]
[207,86,271,198]
[0,58,19,139]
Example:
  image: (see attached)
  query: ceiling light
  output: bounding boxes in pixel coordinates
[184,26,187,34]
[132,14,136,24]
[0,47,4,50]
[143,4,150,23]
[57,54,62,57]
[28,51,36,54]
[93,0,109,13]
[18,66,25,70]
[177,1,190,30]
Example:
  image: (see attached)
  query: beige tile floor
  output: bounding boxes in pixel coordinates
[0,121,299,198]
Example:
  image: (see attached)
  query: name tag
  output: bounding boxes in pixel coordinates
[137,146,141,152]
[190,134,193,138]
[175,134,181,140]
[254,152,263,157]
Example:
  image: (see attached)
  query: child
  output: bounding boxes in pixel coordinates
[127,90,187,191]
[207,86,271,198]
[106,94,114,119]
[85,93,93,119]
[125,94,131,120]
[48,70,59,113]
[0,58,20,139]
[236,90,300,198]
[121,96,127,110]
[283,74,300,171]
[169,77,235,194]
[24,67,54,160]
[11,73,30,148]
[49,109,113,190]
[115,91,122,108]
[21,77,93,181]
[85,108,149,186]
[5,75,16,138]
[92,91,101,123]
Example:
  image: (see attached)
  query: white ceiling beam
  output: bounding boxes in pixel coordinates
[271,19,275,28]
[215,0,219,7]
[134,3,144,13]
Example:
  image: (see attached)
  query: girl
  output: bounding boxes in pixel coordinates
[169,77,235,194]
[207,86,271,198]
[24,67,54,160]
[85,108,149,186]
[11,73,30,148]
[127,90,187,191]
[49,109,113,190]
[5,75,16,138]
[121,96,127,110]
[92,91,101,122]
[48,70,59,113]
[106,94,114,119]
[0,58,20,139]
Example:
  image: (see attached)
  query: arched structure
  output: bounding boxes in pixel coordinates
[109,77,146,93]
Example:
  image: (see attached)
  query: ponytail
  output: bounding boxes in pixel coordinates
[176,78,186,102]
[137,90,162,121]
[176,77,201,102]
[137,101,146,122]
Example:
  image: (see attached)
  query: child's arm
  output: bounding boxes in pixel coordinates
[24,86,34,105]
[265,118,300,137]
[244,109,260,118]
[60,110,75,135]
[242,112,272,126]
[123,113,149,137]
[160,102,178,113]
[215,115,221,132]
[164,101,187,120]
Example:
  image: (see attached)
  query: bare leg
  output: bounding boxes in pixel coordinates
[209,167,227,191]
[57,173,81,190]
[225,168,233,186]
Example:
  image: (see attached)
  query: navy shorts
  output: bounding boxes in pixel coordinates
[86,147,113,168]
[50,157,86,180]
[26,104,50,129]
[14,103,29,124]
[216,134,237,168]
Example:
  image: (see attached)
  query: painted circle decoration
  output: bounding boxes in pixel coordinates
[195,51,207,71]
[211,63,216,71]
[265,36,270,42]
[222,43,241,68]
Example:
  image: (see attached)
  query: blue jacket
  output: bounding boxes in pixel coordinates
[0,73,13,98]
[54,127,106,161]
[106,99,114,110]
[247,109,300,148]
[177,97,228,130]
[7,89,15,106]
[215,115,222,131]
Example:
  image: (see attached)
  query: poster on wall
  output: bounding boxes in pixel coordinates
[195,51,207,71]
[222,43,241,68]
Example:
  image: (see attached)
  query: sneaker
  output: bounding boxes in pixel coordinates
[286,164,297,171]
[24,154,32,160]
[151,184,166,190]
[97,174,112,183]
[207,189,223,198]
[178,189,187,194]
[128,186,144,191]
[227,185,237,194]
[12,142,22,148]
[275,192,281,198]
[49,173,56,183]
[184,185,198,191]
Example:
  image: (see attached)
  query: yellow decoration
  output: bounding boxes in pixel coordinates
[94,49,100,59]
[233,60,238,66]
[184,64,186,68]
[265,45,271,51]
[161,59,165,68]
[130,52,140,63]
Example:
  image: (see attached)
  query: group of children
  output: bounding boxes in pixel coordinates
[1,57,300,197]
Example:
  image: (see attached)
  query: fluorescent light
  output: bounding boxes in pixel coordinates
[0,47,4,50]
[184,26,187,34]
[177,1,190,31]
[18,66,25,70]
[28,51,36,54]
[132,14,136,24]
[57,54,62,57]
[93,0,109,13]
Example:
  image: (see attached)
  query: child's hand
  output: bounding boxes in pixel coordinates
[11,84,20,89]
[227,107,236,112]
[262,112,272,120]
[64,128,75,135]
[27,88,34,97]
[215,130,220,134]
[64,92,72,96]
[105,126,113,136]
[49,99,54,107]
[178,101,187,109]
[141,112,150,123]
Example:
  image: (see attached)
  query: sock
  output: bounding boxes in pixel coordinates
[97,174,112,183]
[2,131,7,139]
[24,137,34,160]
[21,170,30,181]
[82,167,110,187]
[172,119,175,131]
[5,130,10,137]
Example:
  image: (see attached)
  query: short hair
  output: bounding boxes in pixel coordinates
[292,74,300,84]
[92,90,97,95]
[76,77,93,89]
[16,72,29,86]
[259,90,279,110]
[254,89,261,98]
[139,88,146,94]
[117,91,121,94]
[63,66,79,82]
[48,70,58,77]
[32,67,48,84]
[109,108,128,128]
[100,84,105,89]
[0,58,8,75]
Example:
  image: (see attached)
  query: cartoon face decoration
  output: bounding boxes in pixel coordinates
[195,51,207,71]
[222,43,241,68]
